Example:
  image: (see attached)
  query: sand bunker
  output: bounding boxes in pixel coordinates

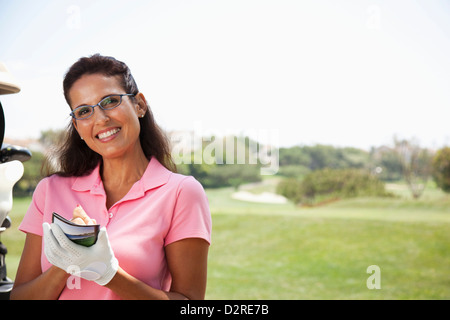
[231,191,288,204]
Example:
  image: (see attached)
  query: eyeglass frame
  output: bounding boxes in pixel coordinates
[70,93,136,120]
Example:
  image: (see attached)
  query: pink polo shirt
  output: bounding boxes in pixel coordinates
[19,157,211,300]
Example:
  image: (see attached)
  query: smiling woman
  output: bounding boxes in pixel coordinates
[10,54,212,300]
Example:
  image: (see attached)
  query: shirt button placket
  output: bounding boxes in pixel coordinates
[102,208,111,226]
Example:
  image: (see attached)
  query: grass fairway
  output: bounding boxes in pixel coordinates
[207,212,449,299]
[3,183,450,299]
[205,185,450,299]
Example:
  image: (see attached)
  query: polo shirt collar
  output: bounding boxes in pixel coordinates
[140,156,172,191]
[72,165,102,193]
[72,157,172,194]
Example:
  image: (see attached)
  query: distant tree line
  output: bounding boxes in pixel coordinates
[12,131,450,204]
[277,145,370,178]
[14,132,265,196]
[276,138,441,204]
[175,135,263,189]
[277,168,394,206]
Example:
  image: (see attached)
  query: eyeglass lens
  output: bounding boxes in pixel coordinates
[73,95,123,119]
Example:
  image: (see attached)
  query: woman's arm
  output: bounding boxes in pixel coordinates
[104,238,209,300]
[10,233,69,300]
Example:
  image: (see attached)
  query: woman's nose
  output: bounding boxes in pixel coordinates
[93,107,110,123]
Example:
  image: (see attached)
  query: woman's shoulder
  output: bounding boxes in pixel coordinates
[167,172,206,197]
[42,172,78,183]
[35,173,78,192]
[149,157,205,192]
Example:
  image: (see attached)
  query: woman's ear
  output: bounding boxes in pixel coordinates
[135,92,149,117]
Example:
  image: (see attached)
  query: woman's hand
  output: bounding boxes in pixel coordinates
[71,204,97,225]
[43,223,118,286]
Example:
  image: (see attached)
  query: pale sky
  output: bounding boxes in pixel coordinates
[1,0,449,150]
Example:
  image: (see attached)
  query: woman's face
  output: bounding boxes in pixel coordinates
[69,73,146,160]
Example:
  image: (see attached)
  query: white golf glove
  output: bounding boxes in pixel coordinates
[43,222,119,286]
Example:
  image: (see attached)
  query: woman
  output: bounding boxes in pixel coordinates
[11,54,212,300]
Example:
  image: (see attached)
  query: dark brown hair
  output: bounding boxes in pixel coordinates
[45,54,176,176]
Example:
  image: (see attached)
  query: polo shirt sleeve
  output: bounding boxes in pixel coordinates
[165,176,212,246]
[18,177,48,236]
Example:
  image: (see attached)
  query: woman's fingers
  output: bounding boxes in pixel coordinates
[71,204,96,225]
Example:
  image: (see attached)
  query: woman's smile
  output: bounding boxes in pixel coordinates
[96,127,121,142]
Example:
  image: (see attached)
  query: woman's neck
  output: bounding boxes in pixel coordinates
[100,148,149,208]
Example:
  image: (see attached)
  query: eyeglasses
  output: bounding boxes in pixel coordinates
[70,94,136,120]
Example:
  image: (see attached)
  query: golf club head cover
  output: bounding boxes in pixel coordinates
[43,222,119,286]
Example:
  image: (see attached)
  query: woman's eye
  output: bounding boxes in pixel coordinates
[101,96,120,108]
[76,106,91,117]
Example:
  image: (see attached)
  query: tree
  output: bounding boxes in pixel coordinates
[278,144,370,172]
[276,178,302,204]
[179,135,262,189]
[39,129,64,148]
[431,147,450,193]
[369,146,403,181]
[392,138,433,199]
[276,168,392,206]
[14,151,45,197]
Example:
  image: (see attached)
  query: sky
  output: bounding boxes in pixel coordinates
[0,0,449,150]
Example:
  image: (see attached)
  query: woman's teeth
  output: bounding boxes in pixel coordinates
[97,128,121,139]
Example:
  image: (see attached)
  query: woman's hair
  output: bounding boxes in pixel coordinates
[44,54,176,176]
